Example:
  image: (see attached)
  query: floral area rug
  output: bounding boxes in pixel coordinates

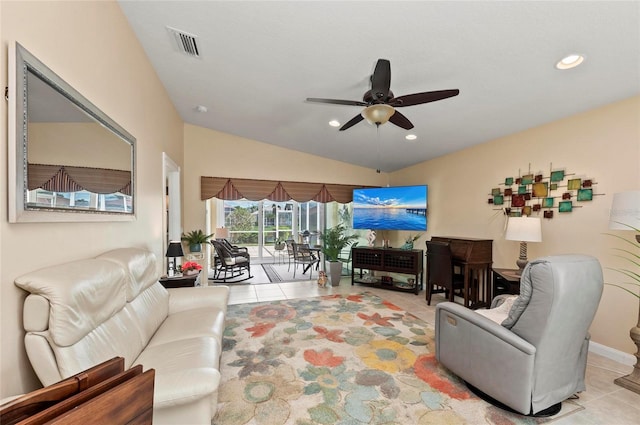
[214,292,583,425]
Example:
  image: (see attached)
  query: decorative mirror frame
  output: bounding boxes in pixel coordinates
[8,42,136,223]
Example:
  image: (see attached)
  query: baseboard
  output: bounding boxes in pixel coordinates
[589,341,636,366]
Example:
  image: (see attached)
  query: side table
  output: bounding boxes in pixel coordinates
[492,268,521,299]
[159,273,199,288]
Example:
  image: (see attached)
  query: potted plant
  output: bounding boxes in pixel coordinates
[402,233,423,250]
[320,224,358,286]
[179,261,202,276]
[181,229,214,253]
[274,237,285,250]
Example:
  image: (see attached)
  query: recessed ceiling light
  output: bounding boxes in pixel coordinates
[329,120,340,127]
[405,134,417,141]
[556,54,585,70]
[195,105,208,113]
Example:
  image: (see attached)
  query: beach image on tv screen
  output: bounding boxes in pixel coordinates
[352,185,427,231]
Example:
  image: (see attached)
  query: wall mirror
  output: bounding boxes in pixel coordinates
[8,42,136,222]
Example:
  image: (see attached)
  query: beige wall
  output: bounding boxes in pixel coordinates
[391,95,640,354]
[1,0,183,397]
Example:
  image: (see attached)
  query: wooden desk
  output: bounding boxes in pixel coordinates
[159,273,198,288]
[492,268,521,299]
[430,237,493,308]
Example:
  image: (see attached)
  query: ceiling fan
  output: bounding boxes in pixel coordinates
[307,59,459,131]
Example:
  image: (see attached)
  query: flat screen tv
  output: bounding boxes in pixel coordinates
[352,185,427,231]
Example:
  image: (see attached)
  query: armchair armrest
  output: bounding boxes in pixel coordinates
[436,302,535,355]
[435,302,536,413]
[167,286,230,315]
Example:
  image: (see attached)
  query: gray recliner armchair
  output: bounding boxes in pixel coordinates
[435,255,604,416]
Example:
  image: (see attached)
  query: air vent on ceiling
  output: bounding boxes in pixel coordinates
[167,26,200,58]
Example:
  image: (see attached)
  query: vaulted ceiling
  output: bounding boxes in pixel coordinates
[118,1,640,172]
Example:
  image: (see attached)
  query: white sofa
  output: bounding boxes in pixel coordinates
[14,247,229,425]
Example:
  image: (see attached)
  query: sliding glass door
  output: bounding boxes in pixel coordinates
[219,199,324,262]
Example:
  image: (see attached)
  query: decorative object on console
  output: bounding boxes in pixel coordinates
[402,233,423,250]
[165,241,184,277]
[607,190,640,394]
[366,229,376,247]
[488,163,603,219]
[505,216,542,275]
[182,229,214,252]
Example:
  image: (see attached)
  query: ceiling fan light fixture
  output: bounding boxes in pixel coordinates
[328,120,340,127]
[556,54,585,70]
[361,104,395,125]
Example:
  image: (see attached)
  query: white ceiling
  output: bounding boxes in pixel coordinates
[118,1,640,172]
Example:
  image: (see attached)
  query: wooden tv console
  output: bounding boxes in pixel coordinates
[351,247,424,295]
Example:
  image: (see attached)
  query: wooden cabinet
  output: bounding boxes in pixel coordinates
[351,247,423,295]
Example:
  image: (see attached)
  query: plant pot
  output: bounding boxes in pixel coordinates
[189,243,201,253]
[401,242,413,250]
[183,269,199,276]
[327,261,343,287]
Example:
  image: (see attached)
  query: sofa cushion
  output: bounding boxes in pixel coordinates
[15,259,127,346]
[147,307,226,348]
[97,248,159,301]
[133,337,222,409]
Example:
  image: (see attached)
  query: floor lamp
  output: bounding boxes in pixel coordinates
[608,190,640,394]
[505,216,542,275]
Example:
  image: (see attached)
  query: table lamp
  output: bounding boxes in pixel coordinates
[505,215,542,274]
[215,227,229,240]
[165,241,184,277]
[609,190,640,242]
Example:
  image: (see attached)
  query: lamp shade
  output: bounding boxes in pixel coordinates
[165,241,184,258]
[505,216,542,242]
[361,104,395,125]
[609,191,640,230]
[216,227,229,239]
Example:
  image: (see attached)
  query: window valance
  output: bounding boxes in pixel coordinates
[28,163,132,196]
[201,176,373,203]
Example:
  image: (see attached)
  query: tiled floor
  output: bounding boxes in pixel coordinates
[222,276,640,424]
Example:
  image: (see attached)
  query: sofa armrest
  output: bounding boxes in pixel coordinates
[167,286,230,315]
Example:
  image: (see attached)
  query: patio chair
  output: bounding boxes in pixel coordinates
[338,242,358,275]
[292,242,320,279]
[285,239,296,271]
[210,240,252,283]
[219,238,250,260]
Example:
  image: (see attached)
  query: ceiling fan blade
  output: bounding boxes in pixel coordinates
[339,114,364,131]
[306,98,367,107]
[389,111,414,130]
[390,89,460,107]
[370,59,391,101]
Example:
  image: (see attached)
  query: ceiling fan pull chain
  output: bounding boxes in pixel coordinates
[376,124,381,174]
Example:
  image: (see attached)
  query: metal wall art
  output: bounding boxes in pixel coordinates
[488,164,603,219]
